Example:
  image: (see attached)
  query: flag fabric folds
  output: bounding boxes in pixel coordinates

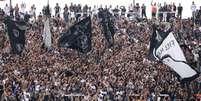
[147,25,159,60]
[42,4,51,49]
[58,16,92,53]
[98,9,116,48]
[42,17,51,49]
[148,27,199,81]
[5,17,26,54]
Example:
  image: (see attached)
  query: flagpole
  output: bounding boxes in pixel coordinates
[10,0,12,15]
[10,0,11,8]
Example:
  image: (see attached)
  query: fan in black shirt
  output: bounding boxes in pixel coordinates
[177,4,183,19]
[24,12,31,23]
[172,3,177,17]
[54,3,61,17]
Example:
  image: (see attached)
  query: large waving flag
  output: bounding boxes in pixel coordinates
[5,17,26,55]
[148,27,199,82]
[58,16,92,53]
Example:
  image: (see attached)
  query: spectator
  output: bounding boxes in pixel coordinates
[172,3,177,17]
[4,4,10,16]
[135,3,140,18]
[20,2,26,14]
[30,4,36,20]
[24,11,30,23]
[54,3,61,17]
[63,4,69,23]
[141,3,147,18]
[196,6,201,26]
[177,3,183,19]
[9,6,14,18]
[151,3,157,18]
[191,1,197,19]
[14,4,19,17]
[120,6,126,18]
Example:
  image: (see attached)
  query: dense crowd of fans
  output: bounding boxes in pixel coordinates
[0,2,201,101]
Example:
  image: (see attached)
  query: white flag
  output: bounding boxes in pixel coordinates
[154,32,198,80]
[43,17,51,48]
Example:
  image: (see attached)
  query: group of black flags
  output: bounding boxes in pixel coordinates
[3,7,200,85]
[5,8,116,54]
[58,8,116,53]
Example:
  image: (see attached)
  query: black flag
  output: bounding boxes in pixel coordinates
[99,9,116,48]
[58,16,92,53]
[147,25,168,60]
[5,17,26,54]
[147,25,159,60]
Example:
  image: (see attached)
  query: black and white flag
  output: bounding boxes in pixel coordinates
[148,27,199,81]
[5,17,26,54]
[58,16,92,53]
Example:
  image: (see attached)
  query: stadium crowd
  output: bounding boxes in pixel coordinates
[0,1,201,101]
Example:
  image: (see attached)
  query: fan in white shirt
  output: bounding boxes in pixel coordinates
[191,1,197,18]
[4,4,10,16]
[20,3,26,14]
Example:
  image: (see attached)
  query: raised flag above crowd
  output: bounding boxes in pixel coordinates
[148,26,199,82]
[0,1,201,100]
[58,16,92,53]
[4,16,26,54]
